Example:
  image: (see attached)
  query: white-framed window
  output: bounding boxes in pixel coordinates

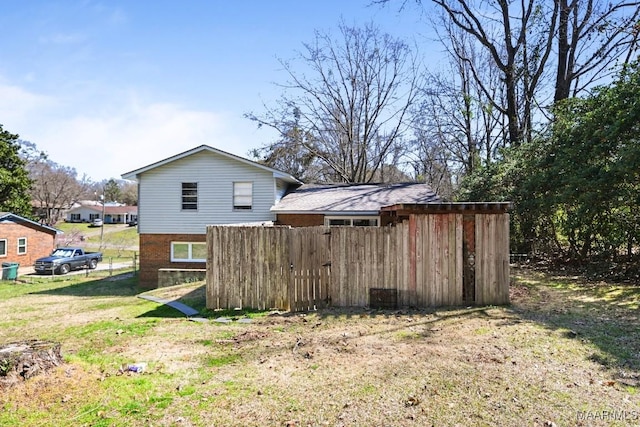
[89,213,100,220]
[182,182,198,210]
[324,216,379,227]
[17,237,27,255]
[70,213,81,222]
[0,239,6,257]
[171,242,207,262]
[233,182,253,210]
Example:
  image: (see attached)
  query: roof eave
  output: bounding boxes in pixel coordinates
[0,213,63,234]
[270,209,380,216]
[121,144,302,184]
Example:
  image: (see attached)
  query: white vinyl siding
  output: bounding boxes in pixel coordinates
[233,182,253,210]
[66,207,102,223]
[171,242,206,262]
[17,237,27,254]
[137,150,279,234]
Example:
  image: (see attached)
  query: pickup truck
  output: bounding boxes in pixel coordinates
[34,248,103,275]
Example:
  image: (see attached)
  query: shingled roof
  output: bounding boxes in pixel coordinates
[271,183,440,214]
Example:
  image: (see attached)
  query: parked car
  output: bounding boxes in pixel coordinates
[128,219,138,226]
[91,218,103,227]
[34,247,103,275]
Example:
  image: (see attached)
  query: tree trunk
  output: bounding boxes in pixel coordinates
[555,0,572,102]
[0,340,63,387]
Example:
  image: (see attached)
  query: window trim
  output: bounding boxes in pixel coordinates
[233,182,253,211]
[17,237,27,255]
[0,239,6,257]
[324,216,380,227]
[170,242,207,262]
[181,182,198,211]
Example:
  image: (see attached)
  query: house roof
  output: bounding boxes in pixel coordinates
[271,183,440,214]
[104,205,138,214]
[0,212,62,234]
[68,205,137,214]
[120,144,302,185]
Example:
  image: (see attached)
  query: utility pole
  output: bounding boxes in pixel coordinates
[99,190,105,248]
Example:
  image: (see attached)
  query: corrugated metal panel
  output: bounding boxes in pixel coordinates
[138,150,278,234]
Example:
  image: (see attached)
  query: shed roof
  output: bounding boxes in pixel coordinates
[381,202,512,214]
[272,183,440,214]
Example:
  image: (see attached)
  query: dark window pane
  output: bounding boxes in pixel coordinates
[182,182,198,210]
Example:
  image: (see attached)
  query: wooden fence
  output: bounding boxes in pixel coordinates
[206,213,509,311]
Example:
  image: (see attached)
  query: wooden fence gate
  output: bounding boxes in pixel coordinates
[206,211,510,311]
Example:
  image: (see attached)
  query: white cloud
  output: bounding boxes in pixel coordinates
[0,78,269,183]
[0,82,58,130]
[39,100,236,181]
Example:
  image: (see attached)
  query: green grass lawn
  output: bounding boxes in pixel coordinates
[0,267,638,426]
[54,222,139,261]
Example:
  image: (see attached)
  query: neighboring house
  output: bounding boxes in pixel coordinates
[272,183,440,227]
[31,199,72,225]
[121,145,302,288]
[66,203,138,224]
[0,212,61,268]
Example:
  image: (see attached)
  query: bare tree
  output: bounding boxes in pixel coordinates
[29,161,90,225]
[427,0,639,112]
[120,181,138,206]
[431,0,558,146]
[405,20,507,193]
[246,22,423,183]
[555,0,640,101]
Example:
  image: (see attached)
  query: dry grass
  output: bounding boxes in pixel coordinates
[0,267,639,426]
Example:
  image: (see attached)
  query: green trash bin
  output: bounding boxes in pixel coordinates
[2,262,19,280]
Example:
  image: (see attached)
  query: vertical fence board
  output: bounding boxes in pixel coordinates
[453,214,463,306]
[400,222,411,306]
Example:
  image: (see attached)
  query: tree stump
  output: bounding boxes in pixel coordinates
[0,340,63,386]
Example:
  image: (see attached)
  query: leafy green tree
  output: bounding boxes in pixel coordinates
[0,125,32,217]
[544,61,640,260]
[466,60,640,260]
[103,178,122,203]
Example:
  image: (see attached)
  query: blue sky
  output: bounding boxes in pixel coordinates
[0,1,436,181]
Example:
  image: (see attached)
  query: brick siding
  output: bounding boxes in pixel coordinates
[139,233,206,288]
[0,222,56,268]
